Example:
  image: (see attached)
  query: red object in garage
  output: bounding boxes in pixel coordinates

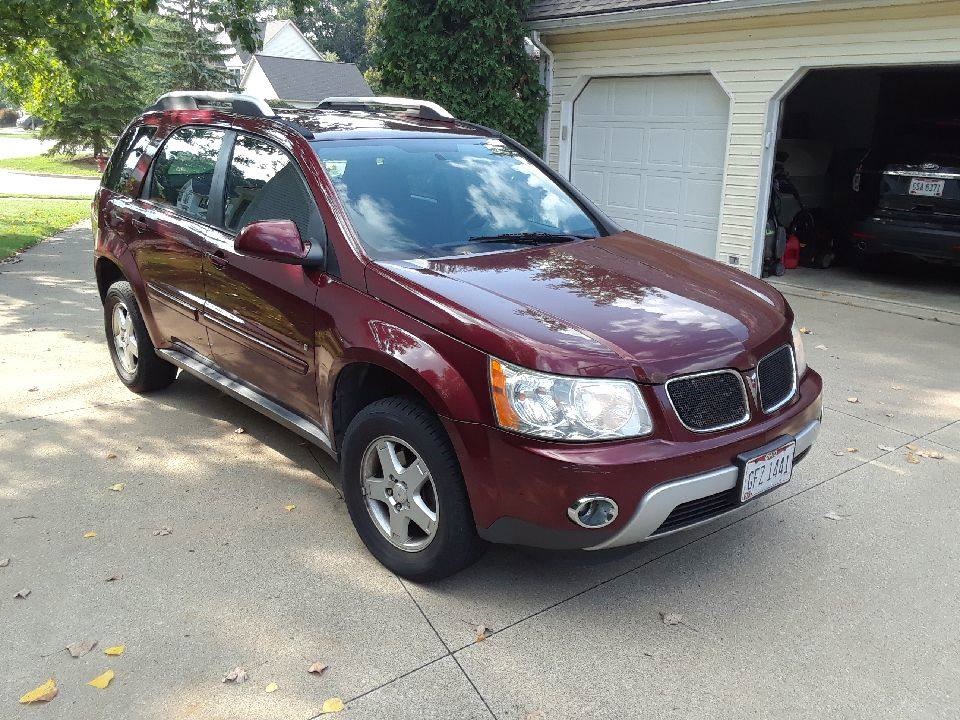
[783,234,800,269]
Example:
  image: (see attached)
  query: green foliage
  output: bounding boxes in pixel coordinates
[149,3,236,92]
[371,0,545,152]
[278,0,371,68]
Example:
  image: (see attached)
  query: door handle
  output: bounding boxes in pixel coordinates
[209,250,228,270]
[131,215,149,233]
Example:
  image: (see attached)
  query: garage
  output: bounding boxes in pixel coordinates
[569,74,729,258]
[531,0,960,279]
[766,65,960,286]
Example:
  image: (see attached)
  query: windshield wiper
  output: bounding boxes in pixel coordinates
[467,232,592,245]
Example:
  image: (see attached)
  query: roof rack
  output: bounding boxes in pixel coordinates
[317,96,454,121]
[147,91,275,118]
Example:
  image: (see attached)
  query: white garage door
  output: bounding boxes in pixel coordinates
[570,75,729,258]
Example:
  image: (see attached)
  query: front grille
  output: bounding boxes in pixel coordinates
[757,345,797,413]
[666,370,749,432]
[652,487,739,535]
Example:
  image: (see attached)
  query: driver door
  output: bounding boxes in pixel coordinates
[201,132,326,422]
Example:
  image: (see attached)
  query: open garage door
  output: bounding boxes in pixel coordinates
[766,66,960,301]
[569,74,729,258]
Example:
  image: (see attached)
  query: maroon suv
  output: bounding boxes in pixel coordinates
[93,92,822,581]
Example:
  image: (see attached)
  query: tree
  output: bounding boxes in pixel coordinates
[149,2,237,92]
[370,0,545,152]
[279,0,371,68]
[27,45,148,157]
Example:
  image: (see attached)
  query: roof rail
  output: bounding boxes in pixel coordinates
[317,96,454,121]
[147,91,275,118]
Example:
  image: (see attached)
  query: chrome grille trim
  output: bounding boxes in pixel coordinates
[757,344,798,414]
[664,368,751,434]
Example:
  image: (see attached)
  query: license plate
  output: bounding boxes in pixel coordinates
[908,178,945,197]
[740,442,795,503]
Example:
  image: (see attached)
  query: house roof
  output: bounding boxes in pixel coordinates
[254,55,372,103]
[526,0,721,21]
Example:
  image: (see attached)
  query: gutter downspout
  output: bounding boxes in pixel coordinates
[530,31,553,161]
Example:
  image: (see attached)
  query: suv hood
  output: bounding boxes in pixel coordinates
[365,232,790,383]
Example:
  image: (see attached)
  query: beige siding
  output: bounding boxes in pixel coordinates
[542,0,960,272]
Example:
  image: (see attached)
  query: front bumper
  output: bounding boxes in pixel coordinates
[444,370,823,550]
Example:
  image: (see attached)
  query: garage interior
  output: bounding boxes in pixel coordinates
[770,65,960,295]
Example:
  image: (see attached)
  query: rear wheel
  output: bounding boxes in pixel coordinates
[104,281,177,393]
[342,397,484,581]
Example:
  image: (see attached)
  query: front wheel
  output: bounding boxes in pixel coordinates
[342,397,485,582]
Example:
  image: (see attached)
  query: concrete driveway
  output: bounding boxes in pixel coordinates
[2,224,958,719]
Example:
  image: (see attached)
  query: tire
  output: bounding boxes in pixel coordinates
[342,396,485,582]
[104,281,177,393]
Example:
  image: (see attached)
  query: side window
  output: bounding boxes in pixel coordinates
[148,127,226,222]
[223,133,324,243]
[103,125,156,195]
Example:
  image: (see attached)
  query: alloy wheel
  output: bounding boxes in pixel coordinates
[361,435,439,552]
[112,302,138,374]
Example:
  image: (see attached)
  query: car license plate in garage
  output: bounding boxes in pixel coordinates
[740,442,795,503]
[909,178,945,196]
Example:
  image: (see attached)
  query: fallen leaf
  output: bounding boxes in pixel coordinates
[307,662,328,676]
[265,682,279,693]
[27,386,39,392]
[905,452,921,465]
[846,447,858,453]
[105,574,122,582]
[799,327,813,334]
[660,611,683,626]
[320,698,345,714]
[906,443,919,451]
[885,413,895,418]
[891,385,903,390]
[88,669,115,689]
[814,344,828,350]
[14,588,31,599]
[19,679,57,704]
[152,526,172,536]
[235,427,245,434]
[918,448,945,460]
[108,483,125,492]
[475,624,491,642]
[284,504,296,512]
[222,667,248,684]
[104,645,125,656]
[66,639,98,658]
[106,453,117,460]
[83,531,97,539]
[846,397,859,404]
[878,444,895,452]
[823,511,848,521]
[832,450,846,457]
[0,557,9,567]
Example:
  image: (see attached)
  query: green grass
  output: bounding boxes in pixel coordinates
[0,197,90,259]
[0,153,101,177]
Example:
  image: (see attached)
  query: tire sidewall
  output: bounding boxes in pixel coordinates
[342,399,478,581]
[104,283,140,386]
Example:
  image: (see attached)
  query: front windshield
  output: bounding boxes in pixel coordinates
[311,137,602,259]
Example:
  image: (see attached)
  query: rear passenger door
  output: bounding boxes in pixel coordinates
[201,132,323,422]
[132,126,226,354]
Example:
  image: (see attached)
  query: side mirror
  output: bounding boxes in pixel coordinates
[234,220,323,267]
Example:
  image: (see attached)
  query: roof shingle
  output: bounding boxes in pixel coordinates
[526,0,719,21]
[254,55,372,103]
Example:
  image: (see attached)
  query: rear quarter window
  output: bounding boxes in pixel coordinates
[103,125,157,196]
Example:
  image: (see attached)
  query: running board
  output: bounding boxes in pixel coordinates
[156,348,336,457]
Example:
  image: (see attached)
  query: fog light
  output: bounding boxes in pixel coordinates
[567,496,619,528]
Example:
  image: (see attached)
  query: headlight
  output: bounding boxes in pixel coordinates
[489,358,653,440]
[791,321,807,379]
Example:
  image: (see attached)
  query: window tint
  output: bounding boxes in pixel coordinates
[311,138,600,260]
[103,125,156,195]
[148,127,226,221]
[223,134,323,242]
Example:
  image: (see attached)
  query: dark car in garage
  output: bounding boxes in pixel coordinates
[850,120,960,266]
